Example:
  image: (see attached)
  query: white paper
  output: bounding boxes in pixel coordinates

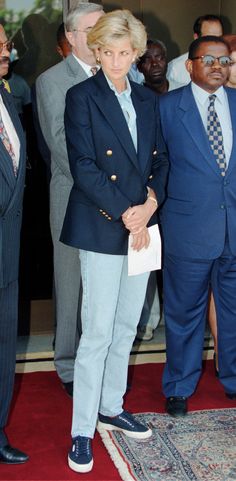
[128,224,162,276]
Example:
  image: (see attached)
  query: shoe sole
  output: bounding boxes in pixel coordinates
[68,455,93,473]
[97,421,152,439]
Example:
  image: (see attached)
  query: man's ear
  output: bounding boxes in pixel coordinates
[185,59,193,74]
[65,31,74,48]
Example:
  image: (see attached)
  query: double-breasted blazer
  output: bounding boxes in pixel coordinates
[159,83,236,259]
[60,69,169,255]
[0,86,26,287]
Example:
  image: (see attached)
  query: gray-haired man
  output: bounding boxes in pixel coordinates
[36,3,104,396]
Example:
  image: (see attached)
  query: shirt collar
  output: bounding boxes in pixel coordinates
[191,82,225,106]
[72,53,100,77]
[104,73,131,99]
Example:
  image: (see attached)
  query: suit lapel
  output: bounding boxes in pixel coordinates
[65,54,88,84]
[0,88,25,201]
[178,84,222,178]
[225,87,236,177]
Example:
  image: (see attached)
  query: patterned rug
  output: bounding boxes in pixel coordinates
[98,409,236,481]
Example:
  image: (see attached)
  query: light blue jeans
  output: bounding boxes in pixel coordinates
[71,250,149,439]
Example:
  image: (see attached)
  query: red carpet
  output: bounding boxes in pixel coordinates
[1,361,235,480]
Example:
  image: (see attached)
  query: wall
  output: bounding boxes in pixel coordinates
[68,0,234,60]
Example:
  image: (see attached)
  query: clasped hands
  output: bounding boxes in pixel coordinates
[122,190,157,251]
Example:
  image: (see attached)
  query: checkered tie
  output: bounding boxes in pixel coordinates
[207,94,227,177]
[0,109,18,176]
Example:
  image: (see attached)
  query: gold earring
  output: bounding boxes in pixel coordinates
[96,56,100,63]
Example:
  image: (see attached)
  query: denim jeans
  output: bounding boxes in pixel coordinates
[71,250,149,438]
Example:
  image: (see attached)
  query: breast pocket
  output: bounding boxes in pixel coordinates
[164,197,193,215]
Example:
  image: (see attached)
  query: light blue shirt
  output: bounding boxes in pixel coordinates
[191,82,232,167]
[105,74,137,152]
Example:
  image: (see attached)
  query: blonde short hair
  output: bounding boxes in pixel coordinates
[87,9,147,58]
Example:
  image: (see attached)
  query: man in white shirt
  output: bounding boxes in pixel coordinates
[159,36,236,416]
[0,24,28,464]
[36,3,104,397]
[167,14,223,90]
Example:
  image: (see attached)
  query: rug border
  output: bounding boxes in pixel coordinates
[98,408,236,481]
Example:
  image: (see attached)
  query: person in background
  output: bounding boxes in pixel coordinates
[0,24,28,465]
[36,3,104,398]
[159,35,236,417]
[4,61,31,123]
[224,34,236,87]
[60,9,168,473]
[136,39,168,341]
[56,22,72,59]
[167,14,223,90]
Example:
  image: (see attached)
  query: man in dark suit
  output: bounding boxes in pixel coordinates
[159,35,236,416]
[0,25,28,463]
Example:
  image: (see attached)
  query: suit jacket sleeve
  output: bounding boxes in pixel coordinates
[147,96,169,207]
[36,70,71,180]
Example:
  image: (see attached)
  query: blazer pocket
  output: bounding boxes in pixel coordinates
[164,197,193,215]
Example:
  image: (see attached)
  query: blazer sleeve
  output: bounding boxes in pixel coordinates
[64,87,132,220]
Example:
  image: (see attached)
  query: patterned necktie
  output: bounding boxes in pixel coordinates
[90,66,98,76]
[207,94,227,177]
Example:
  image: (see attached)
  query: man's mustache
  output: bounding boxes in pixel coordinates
[0,56,10,64]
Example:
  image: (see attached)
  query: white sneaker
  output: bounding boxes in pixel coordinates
[136,326,154,341]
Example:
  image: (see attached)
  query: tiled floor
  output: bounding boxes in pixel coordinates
[16,321,214,373]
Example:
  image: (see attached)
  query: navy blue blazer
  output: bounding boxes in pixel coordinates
[0,86,26,287]
[60,69,168,255]
[159,83,236,259]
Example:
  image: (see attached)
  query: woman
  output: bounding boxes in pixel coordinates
[60,9,168,474]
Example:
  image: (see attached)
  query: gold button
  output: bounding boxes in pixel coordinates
[106,149,113,156]
[99,209,103,213]
[149,174,153,180]
[153,150,157,155]
[108,216,112,220]
[110,175,117,181]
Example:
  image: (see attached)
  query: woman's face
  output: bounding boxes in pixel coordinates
[96,36,137,91]
[228,51,236,88]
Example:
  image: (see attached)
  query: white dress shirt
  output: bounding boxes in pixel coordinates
[191,82,232,166]
[167,52,190,90]
[0,93,20,167]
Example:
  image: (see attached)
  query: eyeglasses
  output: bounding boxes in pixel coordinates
[72,27,93,34]
[190,55,232,67]
[0,40,14,54]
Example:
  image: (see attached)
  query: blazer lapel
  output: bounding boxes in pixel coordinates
[91,71,139,169]
[178,84,222,178]
[131,85,154,173]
